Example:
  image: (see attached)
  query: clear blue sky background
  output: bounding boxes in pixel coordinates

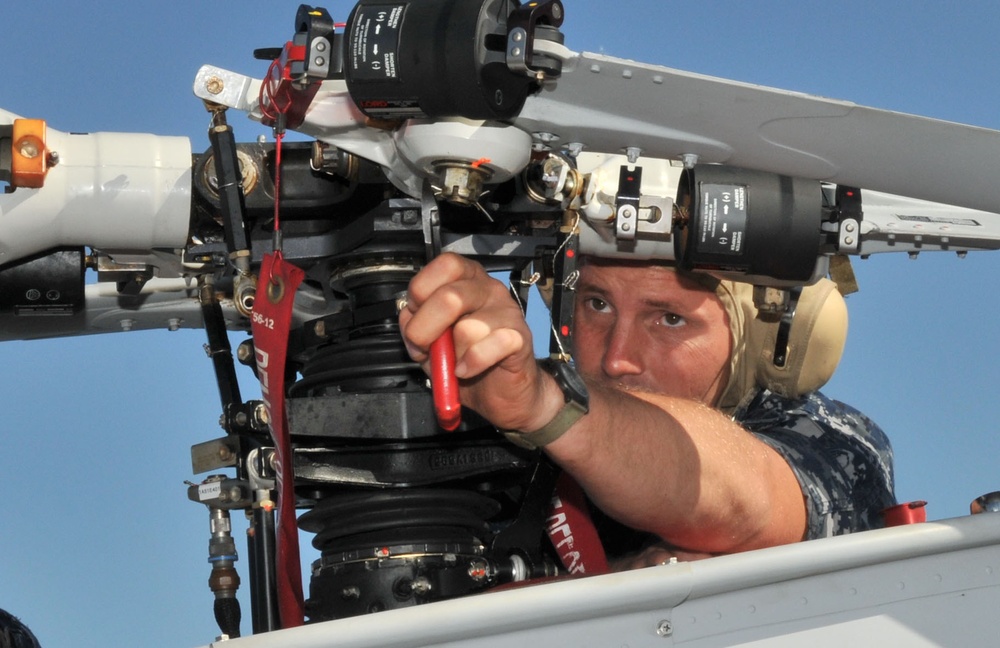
[4,2,1000,646]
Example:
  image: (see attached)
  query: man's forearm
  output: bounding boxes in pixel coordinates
[544,384,807,554]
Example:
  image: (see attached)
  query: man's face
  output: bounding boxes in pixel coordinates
[572,261,732,404]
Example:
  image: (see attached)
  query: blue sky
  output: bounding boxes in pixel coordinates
[4,2,1000,646]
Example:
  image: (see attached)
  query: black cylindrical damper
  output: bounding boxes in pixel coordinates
[343,0,531,120]
[674,165,823,283]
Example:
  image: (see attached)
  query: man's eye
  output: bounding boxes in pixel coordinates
[659,313,686,328]
[585,297,611,313]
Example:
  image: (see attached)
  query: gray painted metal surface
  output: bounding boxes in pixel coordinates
[199,514,1000,647]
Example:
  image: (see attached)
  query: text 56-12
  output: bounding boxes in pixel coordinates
[252,312,275,330]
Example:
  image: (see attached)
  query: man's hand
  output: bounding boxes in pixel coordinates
[399,253,563,433]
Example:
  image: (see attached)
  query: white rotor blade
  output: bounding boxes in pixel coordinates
[515,52,1000,214]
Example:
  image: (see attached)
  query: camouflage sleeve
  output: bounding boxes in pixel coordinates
[737,390,896,539]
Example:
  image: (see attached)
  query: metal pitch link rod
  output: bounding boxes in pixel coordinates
[420,186,462,431]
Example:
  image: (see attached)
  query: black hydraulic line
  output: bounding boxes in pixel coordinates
[248,505,281,633]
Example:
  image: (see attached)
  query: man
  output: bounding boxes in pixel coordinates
[399,253,895,566]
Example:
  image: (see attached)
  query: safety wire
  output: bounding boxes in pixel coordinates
[548,211,582,358]
[508,211,581,359]
[259,57,291,262]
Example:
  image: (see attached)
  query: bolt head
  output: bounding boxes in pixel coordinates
[18,139,40,159]
[236,342,254,363]
[205,76,225,95]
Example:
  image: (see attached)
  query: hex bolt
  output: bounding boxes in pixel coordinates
[255,403,271,427]
[467,559,489,582]
[411,577,432,596]
[236,341,254,364]
[218,445,234,462]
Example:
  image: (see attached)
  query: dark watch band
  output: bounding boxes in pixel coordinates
[502,359,589,451]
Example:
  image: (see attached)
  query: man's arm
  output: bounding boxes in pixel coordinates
[544,385,807,553]
[399,253,806,555]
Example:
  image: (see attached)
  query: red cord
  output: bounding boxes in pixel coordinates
[273,130,283,240]
[259,57,292,124]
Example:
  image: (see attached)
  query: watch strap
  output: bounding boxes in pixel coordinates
[502,396,588,450]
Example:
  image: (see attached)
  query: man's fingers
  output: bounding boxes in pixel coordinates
[404,275,511,350]
[454,327,526,378]
[407,253,484,307]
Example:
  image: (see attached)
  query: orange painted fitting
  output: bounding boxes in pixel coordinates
[11,118,48,188]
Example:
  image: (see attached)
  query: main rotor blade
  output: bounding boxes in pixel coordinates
[515,52,1000,214]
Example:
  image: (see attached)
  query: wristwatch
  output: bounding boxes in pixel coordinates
[502,358,590,450]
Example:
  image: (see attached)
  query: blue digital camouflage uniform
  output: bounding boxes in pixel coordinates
[737,388,896,539]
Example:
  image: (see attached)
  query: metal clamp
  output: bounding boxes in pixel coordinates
[615,165,642,242]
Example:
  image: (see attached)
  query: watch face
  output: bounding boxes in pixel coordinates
[549,359,589,404]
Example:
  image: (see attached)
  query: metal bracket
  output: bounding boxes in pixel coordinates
[422,183,443,259]
[836,186,863,254]
[506,0,566,80]
[615,165,642,242]
[191,437,241,475]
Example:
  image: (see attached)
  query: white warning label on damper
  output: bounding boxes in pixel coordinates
[698,184,747,255]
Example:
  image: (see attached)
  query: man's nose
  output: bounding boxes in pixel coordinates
[601,320,645,378]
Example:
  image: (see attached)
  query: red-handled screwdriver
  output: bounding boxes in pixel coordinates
[430,328,461,431]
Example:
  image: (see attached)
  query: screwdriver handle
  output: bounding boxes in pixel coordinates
[430,328,462,431]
